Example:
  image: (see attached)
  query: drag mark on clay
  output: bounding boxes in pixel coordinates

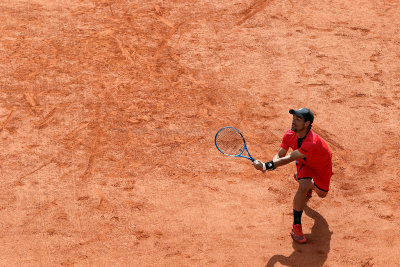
[14,157,56,185]
[62,122,90,141]
[34,104,68,129]
[114,37,135,65]
[152,4,179,58]
[34,107,58,129]
[78,224,113,246]
[21,200,57,227]
[108,0,114,17]
[153,4,175,29]
[23,92,42,114]
[154,26,179,58]
[0,109,15,132]
[24,92,38,107]
[236,0,274,26]
[153,9,219,59]
[82,129,101,180]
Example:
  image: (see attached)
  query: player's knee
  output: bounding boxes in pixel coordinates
[316,190,328,198]
[298,179,313,194]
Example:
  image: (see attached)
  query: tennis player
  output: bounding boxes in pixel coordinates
[253,108,333,244]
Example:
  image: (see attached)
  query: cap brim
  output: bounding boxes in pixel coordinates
[289,109,303,117]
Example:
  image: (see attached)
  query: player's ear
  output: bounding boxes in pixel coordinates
[305,121,310,127]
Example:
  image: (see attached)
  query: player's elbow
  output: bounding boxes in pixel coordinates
[289,153,299,161]
[290,150,306,161]
[274,153,283,161]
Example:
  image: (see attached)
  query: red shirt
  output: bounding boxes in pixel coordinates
[280,130,332,172]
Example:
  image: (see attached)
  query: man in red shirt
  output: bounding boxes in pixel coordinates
[253,108,333,244]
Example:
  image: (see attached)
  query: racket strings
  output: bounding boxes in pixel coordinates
[216,128,245,156]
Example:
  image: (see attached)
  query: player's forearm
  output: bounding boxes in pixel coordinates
[273,155,294,168]
[259,151,298,172]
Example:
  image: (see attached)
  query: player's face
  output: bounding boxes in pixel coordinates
[291,114,305,132]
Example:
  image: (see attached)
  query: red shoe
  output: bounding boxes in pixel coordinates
[291,224,307,244]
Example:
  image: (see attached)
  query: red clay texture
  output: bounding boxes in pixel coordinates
[0,0,399,266]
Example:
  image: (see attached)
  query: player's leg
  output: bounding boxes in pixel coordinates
[312,167,332,198]
[313,185,328,198]
[293,173,313,200]
[293,178,314,212]
[291,178,314,244]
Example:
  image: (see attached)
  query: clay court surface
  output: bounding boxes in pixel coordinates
[1,0,400,266]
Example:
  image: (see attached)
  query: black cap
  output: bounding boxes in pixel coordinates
[289,108,314,124]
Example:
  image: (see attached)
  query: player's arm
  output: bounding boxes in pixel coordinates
[273,149,306,168]
[253,149,306,172]
[273,147,288,161]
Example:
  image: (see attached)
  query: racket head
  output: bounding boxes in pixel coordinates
[215,127,252,159]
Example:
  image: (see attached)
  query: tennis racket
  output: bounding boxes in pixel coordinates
[214,127,254,162]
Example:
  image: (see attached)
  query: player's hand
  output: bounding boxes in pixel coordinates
[253,160,266,172]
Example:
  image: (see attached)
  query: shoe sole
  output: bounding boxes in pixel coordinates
[291,232,307,244]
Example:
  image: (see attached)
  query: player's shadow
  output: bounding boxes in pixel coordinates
[265,205,332,267]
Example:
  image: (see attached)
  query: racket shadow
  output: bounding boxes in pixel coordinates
[265,205,332,267]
